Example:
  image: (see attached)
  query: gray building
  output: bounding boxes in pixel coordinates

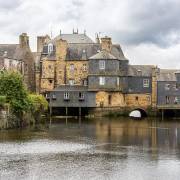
[157,69,180,106]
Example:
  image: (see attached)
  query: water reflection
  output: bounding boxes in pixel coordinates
[0,117,180,180]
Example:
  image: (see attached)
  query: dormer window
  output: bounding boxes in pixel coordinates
[137,70,142,76]
[99,60,105,70]
[48,43,53,54]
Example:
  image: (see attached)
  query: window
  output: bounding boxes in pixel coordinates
[135,96,139,101]
[166,96,170,104]
[173,83,178,91]
[143,79,149,88]
[52,94,56,100]
[48,43,53,54]
[69,79,75,86]
[99,77,105,85]
[64,92,70,100]
[165,84,170,90]
[174,97,178,104]
[79,92,85,101]
[108,95,112,105]
[45,94,50,99]
[49,80,53,84]
[82,79,88,86]
[82,64,87,71]
[99,60,105,70]
[137,70,142,76]
[117,77,120,86]
[70,64,75,71]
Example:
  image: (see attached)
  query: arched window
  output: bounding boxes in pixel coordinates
[48,43,53,54]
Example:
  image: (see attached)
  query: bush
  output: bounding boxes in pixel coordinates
[0,96,6,108]
[28,94,48,112]
[28,94,48,122]
[0,71,30,114]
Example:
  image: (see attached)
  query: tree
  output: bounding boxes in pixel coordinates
[0,71,30,115]
[0,96,6,109]
[28,94,48,122]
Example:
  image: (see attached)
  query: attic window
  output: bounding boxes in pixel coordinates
[99,60,105,70]
[165,84,170,90]
[137,70,142,76]
[48,43,53,54]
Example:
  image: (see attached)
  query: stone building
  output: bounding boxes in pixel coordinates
[0,33,36,92]
[37,30,160,116]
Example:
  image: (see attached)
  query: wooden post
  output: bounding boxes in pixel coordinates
[79,107,81,125]
[50,96,52,125]
[162,109,164,121]
[66,107,68,125]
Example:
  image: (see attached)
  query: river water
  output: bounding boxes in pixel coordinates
[0,117,180,180]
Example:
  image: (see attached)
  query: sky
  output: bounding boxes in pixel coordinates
[0,0,180,68]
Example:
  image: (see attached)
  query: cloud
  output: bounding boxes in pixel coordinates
[0,0,180,68]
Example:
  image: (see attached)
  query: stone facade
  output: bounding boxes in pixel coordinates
[35,30,180,116]
[0,33,36,92]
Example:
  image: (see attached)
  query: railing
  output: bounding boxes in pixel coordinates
[157,104,180,109]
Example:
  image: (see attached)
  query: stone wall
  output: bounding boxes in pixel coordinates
[66,61,88,85]
[125,94,152,107]
[95,91,126,107]
[40,59,55,92]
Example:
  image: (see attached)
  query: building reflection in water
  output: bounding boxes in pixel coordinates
[95,117,180,160]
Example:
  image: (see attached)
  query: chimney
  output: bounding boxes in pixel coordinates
[37,35,50,53]
[56,39,68,60]
[19,33,29,48]
[96,33,100,44]
[101,36,112,52]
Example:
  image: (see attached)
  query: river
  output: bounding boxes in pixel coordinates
[0,117,180,180]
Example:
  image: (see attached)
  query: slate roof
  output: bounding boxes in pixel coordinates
[66,43,100,60]
[128,65,155,77]
[0,44,26,60]
[89,50,117,60]
[157,69,180,81]
[49,33,94,44]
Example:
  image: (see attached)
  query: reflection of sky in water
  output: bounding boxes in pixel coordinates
[0,119,180,180]
[0,140,91,155]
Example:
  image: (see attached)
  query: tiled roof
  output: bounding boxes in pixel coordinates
[0,44,27,60]
[49,33,94,44]
[157,69,179,81]
[89,50,117,60]
[128,65,155,77]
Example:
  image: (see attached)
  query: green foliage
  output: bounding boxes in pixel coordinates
[28,94,48,113]
[0,96,6,108]
[0,71,30,114]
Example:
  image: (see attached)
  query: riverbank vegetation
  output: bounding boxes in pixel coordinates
[0,71,48,129]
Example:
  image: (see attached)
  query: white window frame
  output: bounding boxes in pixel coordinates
[165,84,170,91]
[64,92,70,100]
[82,64,87,71]
[99,77,105,85]
[70,64,75,71]
[117,77,120,86]
[69,79,75,86]
[82,79,88,86]
[99,60,105,70]
[48,43,53,54]
[143,79,150,88]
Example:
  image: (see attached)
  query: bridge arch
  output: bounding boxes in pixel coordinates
[133,108,147,118]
